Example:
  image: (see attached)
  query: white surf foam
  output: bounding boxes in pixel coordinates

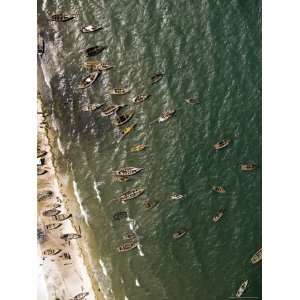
[57,137,65,155]
[93,181,102,203]
[99,259,108,277]
[73,180,89,226]
[135,278,141,287]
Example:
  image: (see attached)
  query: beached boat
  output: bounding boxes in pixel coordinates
[117,241,138,253]
[172,228,188,240]
[38,190,53,201]
[73,292,89,300]
[54,213,72,221]
[144,200,159,210]
[119,123,136,140]
[112,111,134,126]
[110,88,130,95]
[113,211,128,221]
[60,233,82,241]
[37,150,47,158]
[37,36,45,57]
[37,168,48,176]
[42,208,61,217]
[213,209,225,222]
[45,223,62,230]
[101,104,125,117]
[171,193,184,200]
[122,232,136,240]
[79,71,99,89]
[236,280,248,298]
[158,110,176,122]
[213,139,231,150]
[212,186,226,193]
[81,25,103,33]
[184,97,200,104]
[132,94,151,104]
[151,73,164,84]
[119,188,145,203]
[250,248,262,264]
[85,45,107,57]
[241,163,256,171]
[43,248,62,256]
[113,167,143,177]
[130,144,146,152]
[50,14,74,22]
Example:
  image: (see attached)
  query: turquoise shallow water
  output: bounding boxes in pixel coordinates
[38,0,261,299]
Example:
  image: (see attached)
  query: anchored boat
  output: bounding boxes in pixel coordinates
[241,163,256,171]
[109,88,130,95]
[117,241,138,253]
[113,167,143,177]
[112,111,134,126]
[213,209,225,222]
[37,36,45,57]
[50,14,74,22]
[250,248,262,264]
[171,193,184,200]
[132,94,151,104]
[83,61,113,72]
[101,104,125,117]
[119,123,136,140]
[130,144,146,152]
[144,200,159,210]
[172,228,188,240]
[151,73,164,84]
[81,25,103,33]
[113,211,128,221]
[85,45,107,57]
[236,280,248,298]
[79,71,99,89]
[212,186,226,193]
[213,139,231,150]
[119,188,145,203]
[158,110,176,122]
[122,232,136,240]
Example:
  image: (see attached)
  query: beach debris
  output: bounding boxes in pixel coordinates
[158,110,176,123]
[250,248,262,264]
[119,188,145,203]
[213,139,231,150]
[113,211,128,221]
[212,186,226,193]
[43,248,62,256]
[241,163,256,171]
[212,209,225,223]
[151,73,164,84]
[42,208,61,217]
[236,280,248,298]
[170,193,184,200]
[113,167,143,177]
[172,228,188,240]
[60,233,82,241]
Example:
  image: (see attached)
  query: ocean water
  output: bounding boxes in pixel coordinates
[37,0,261,299]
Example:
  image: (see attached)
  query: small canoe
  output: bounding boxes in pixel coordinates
[250,248,262,264]
[119,188,145,203]
[54,213,72,221]
[112,111,134,126]
[38,168,48,176]
[172,228,187,240]
[212,186,226,193]
[158,110,176,122]
[43,248,62,256]
[37,150,47,158]
[79,71,99,89]
[42,208,61,217]
[170,193,184,200]
[119,123,136,140]
[50,14,74,22]
[132,94,151,104]
[213,209,224,222]
[113,167,143,177]
[144,200,159,210]
[130,144,146,152]
[110,88,130,95]
[213,139,231,150]
[37,36,45,57]
[38,190,53,201]
[60,233,82,241]
[81,25,103,33]
[241,163,256,171]
[73,292,89,300]
[85,45,107,57]
[101,104,125,117]
[151,73,164,84]
[113,211,128,221]
[184,97,200,104]
[45,223,62,230]
[236,280,248,298]
[117,241,138,253]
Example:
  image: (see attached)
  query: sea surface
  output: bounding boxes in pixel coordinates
[37,0,261,299]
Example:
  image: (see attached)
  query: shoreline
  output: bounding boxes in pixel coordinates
[37,94,105,300]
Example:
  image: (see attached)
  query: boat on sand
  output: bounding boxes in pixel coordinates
[72,292,89,300]
[60,233,81,241]
[112,111,134,126]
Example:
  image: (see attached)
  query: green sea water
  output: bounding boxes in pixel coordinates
[38,0,261,299]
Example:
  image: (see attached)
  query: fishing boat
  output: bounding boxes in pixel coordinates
[241,163,256,171]
[250,248,262,264]
[130,144,146,152]
[236,280,248,298]
[144,200,159,210]
[117,241,138,253]
[37,150,47,158]
[50,14,74,22]
[122,232,136,240]
[83,61,113,72]
[172,228,187,240]
[42,208,61,217]
[213,139,231,150]
[80,25,103,33]
[43,248,62,256]
[54,213,72,221]
[158,110,176,122]
[38,168,48,176]
[73,292,89,300]
[171,193,184,200]
[119,188,145,203]
[151,73,164,84]
[83,103,103,112]
[85,45,107,57]
[79,71,99,89]
[110,88,130,95]
[60,233,82,241]
[184,97,200,104]
[45,223,62,230]
[132,94,151,104]
[119,123,136,140]
[113,167,143,177]
[112,111,134,126]
[113,211,128,221]
[37,36,45,57]
[101,104,125,117]
[213,209,225,222]
[212,186,226,193]
[38,190,53,201]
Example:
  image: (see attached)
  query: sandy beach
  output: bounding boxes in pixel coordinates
[37,94,104,300]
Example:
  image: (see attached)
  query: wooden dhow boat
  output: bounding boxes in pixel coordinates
[119,188,145,203]
[113,167,143,177]
[42,208,61,217]
[151,73,164,84]
[73,292,89,300]
[144,200,159,210]
[130,144,146,152]
[213,139,231,150]
[43,248,62,256]
[101,104,125,117]
[45,223,62,230]
[158,110,176,122]
[60,233,82,241]
[50,14,74,22]
[79,71,100,89]
[83,61,113,71]
[119,123,136,141]
[212,186,226,193]
[170,193,184,200]
[213,209,225,223]
[117,241,138,253]
[109,88,130,95]
[112,111,134,126]
[85,45,107,57]
[236,280,248,298]
[172,228,188,240]
[132,94,151,104]
[54,213,72,221]
[81,25,103,33]
[250,248,262,264]
[241,163,256,171]
[113,211,128,221]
